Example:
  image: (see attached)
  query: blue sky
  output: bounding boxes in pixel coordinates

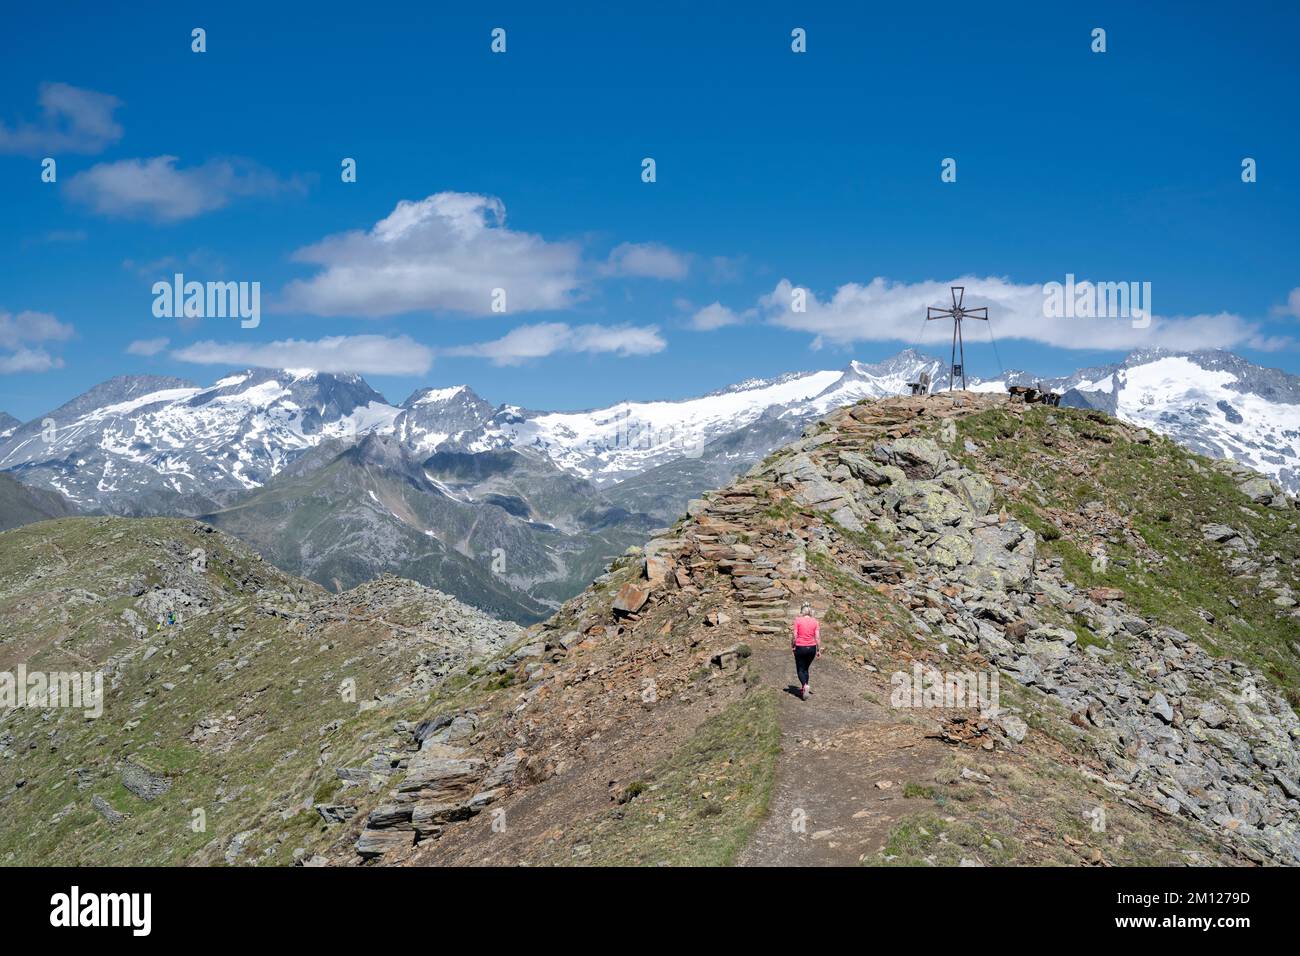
[2,0,1298,419]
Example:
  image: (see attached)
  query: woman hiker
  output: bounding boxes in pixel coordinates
[791,602,821,701]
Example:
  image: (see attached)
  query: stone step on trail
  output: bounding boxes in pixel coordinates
[742,609,788,620]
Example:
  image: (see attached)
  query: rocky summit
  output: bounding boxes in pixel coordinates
[2,394,1298,867]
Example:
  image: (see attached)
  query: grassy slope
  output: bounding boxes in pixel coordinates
[0,517,518,866]
[0,473,79,532]
[953,404,1300,702]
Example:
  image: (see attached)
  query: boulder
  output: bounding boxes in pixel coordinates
[874,437,947,478]
[363,804,411,829]
[1201,523,1242,544]
[830,505,865,532]
[964,522,1035,589]
[315,803,359,824]
[612,582,650,615]
[119,761,171,802]
[645,554,674,588]
[711,643,752,671]
[1237,476,1278,505]
[1199,703,1228,728]
[930,532,973,568]
[398,754,485,799]
[995,713,1028,743]
[480,750,524,792]
[956,473,995,517]
[1150,693,1175,723]
[896,483,968,528]
[355,828,412,858]
[838,451,891,486]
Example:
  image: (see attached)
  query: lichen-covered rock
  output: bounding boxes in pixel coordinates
[119,760,171,802]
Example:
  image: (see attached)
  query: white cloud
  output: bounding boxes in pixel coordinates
[444,322,666,366]
[0,349,62,373]
[281,192,582,317]
[0,310,74,350]
[0,309,74,374]
[689,302,744,331]
[171,334,433,376]
[67,156,303,222]
[1271,287,1300,320]
[126,337,170,356]
[759,276,1287,352]
[600,242,690,280]
[0,82,123,155]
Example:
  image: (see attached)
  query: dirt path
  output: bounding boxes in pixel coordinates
[737,635,950,866]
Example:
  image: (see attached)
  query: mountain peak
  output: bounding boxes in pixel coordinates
[402,384,477,408]
[392,385,496,456]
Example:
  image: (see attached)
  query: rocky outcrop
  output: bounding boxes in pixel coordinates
[119,761,171,802]
[354,725,523,856]
[1213,460,1297,511]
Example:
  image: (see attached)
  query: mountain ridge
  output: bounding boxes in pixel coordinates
[5,348,1297,507]
[1,348,1296,618]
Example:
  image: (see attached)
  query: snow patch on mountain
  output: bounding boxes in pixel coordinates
[1108,356,1300,488]
[412,385,468,405]
[479,351,943,485]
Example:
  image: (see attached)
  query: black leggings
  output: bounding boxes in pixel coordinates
[794,645,817,686]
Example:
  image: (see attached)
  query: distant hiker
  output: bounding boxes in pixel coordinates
[792,602,821,701]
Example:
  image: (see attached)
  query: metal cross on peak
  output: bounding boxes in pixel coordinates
[926,286,988,390]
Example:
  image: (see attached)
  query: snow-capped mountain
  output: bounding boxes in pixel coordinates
[463,350,944,485]
[4,345,1291,624]
[3,347,1297,519]
[966,350,1300,493]
[0,369,397,513]
[392,384,498,455]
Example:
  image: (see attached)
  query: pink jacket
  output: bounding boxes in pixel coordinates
[792,615,820,648]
